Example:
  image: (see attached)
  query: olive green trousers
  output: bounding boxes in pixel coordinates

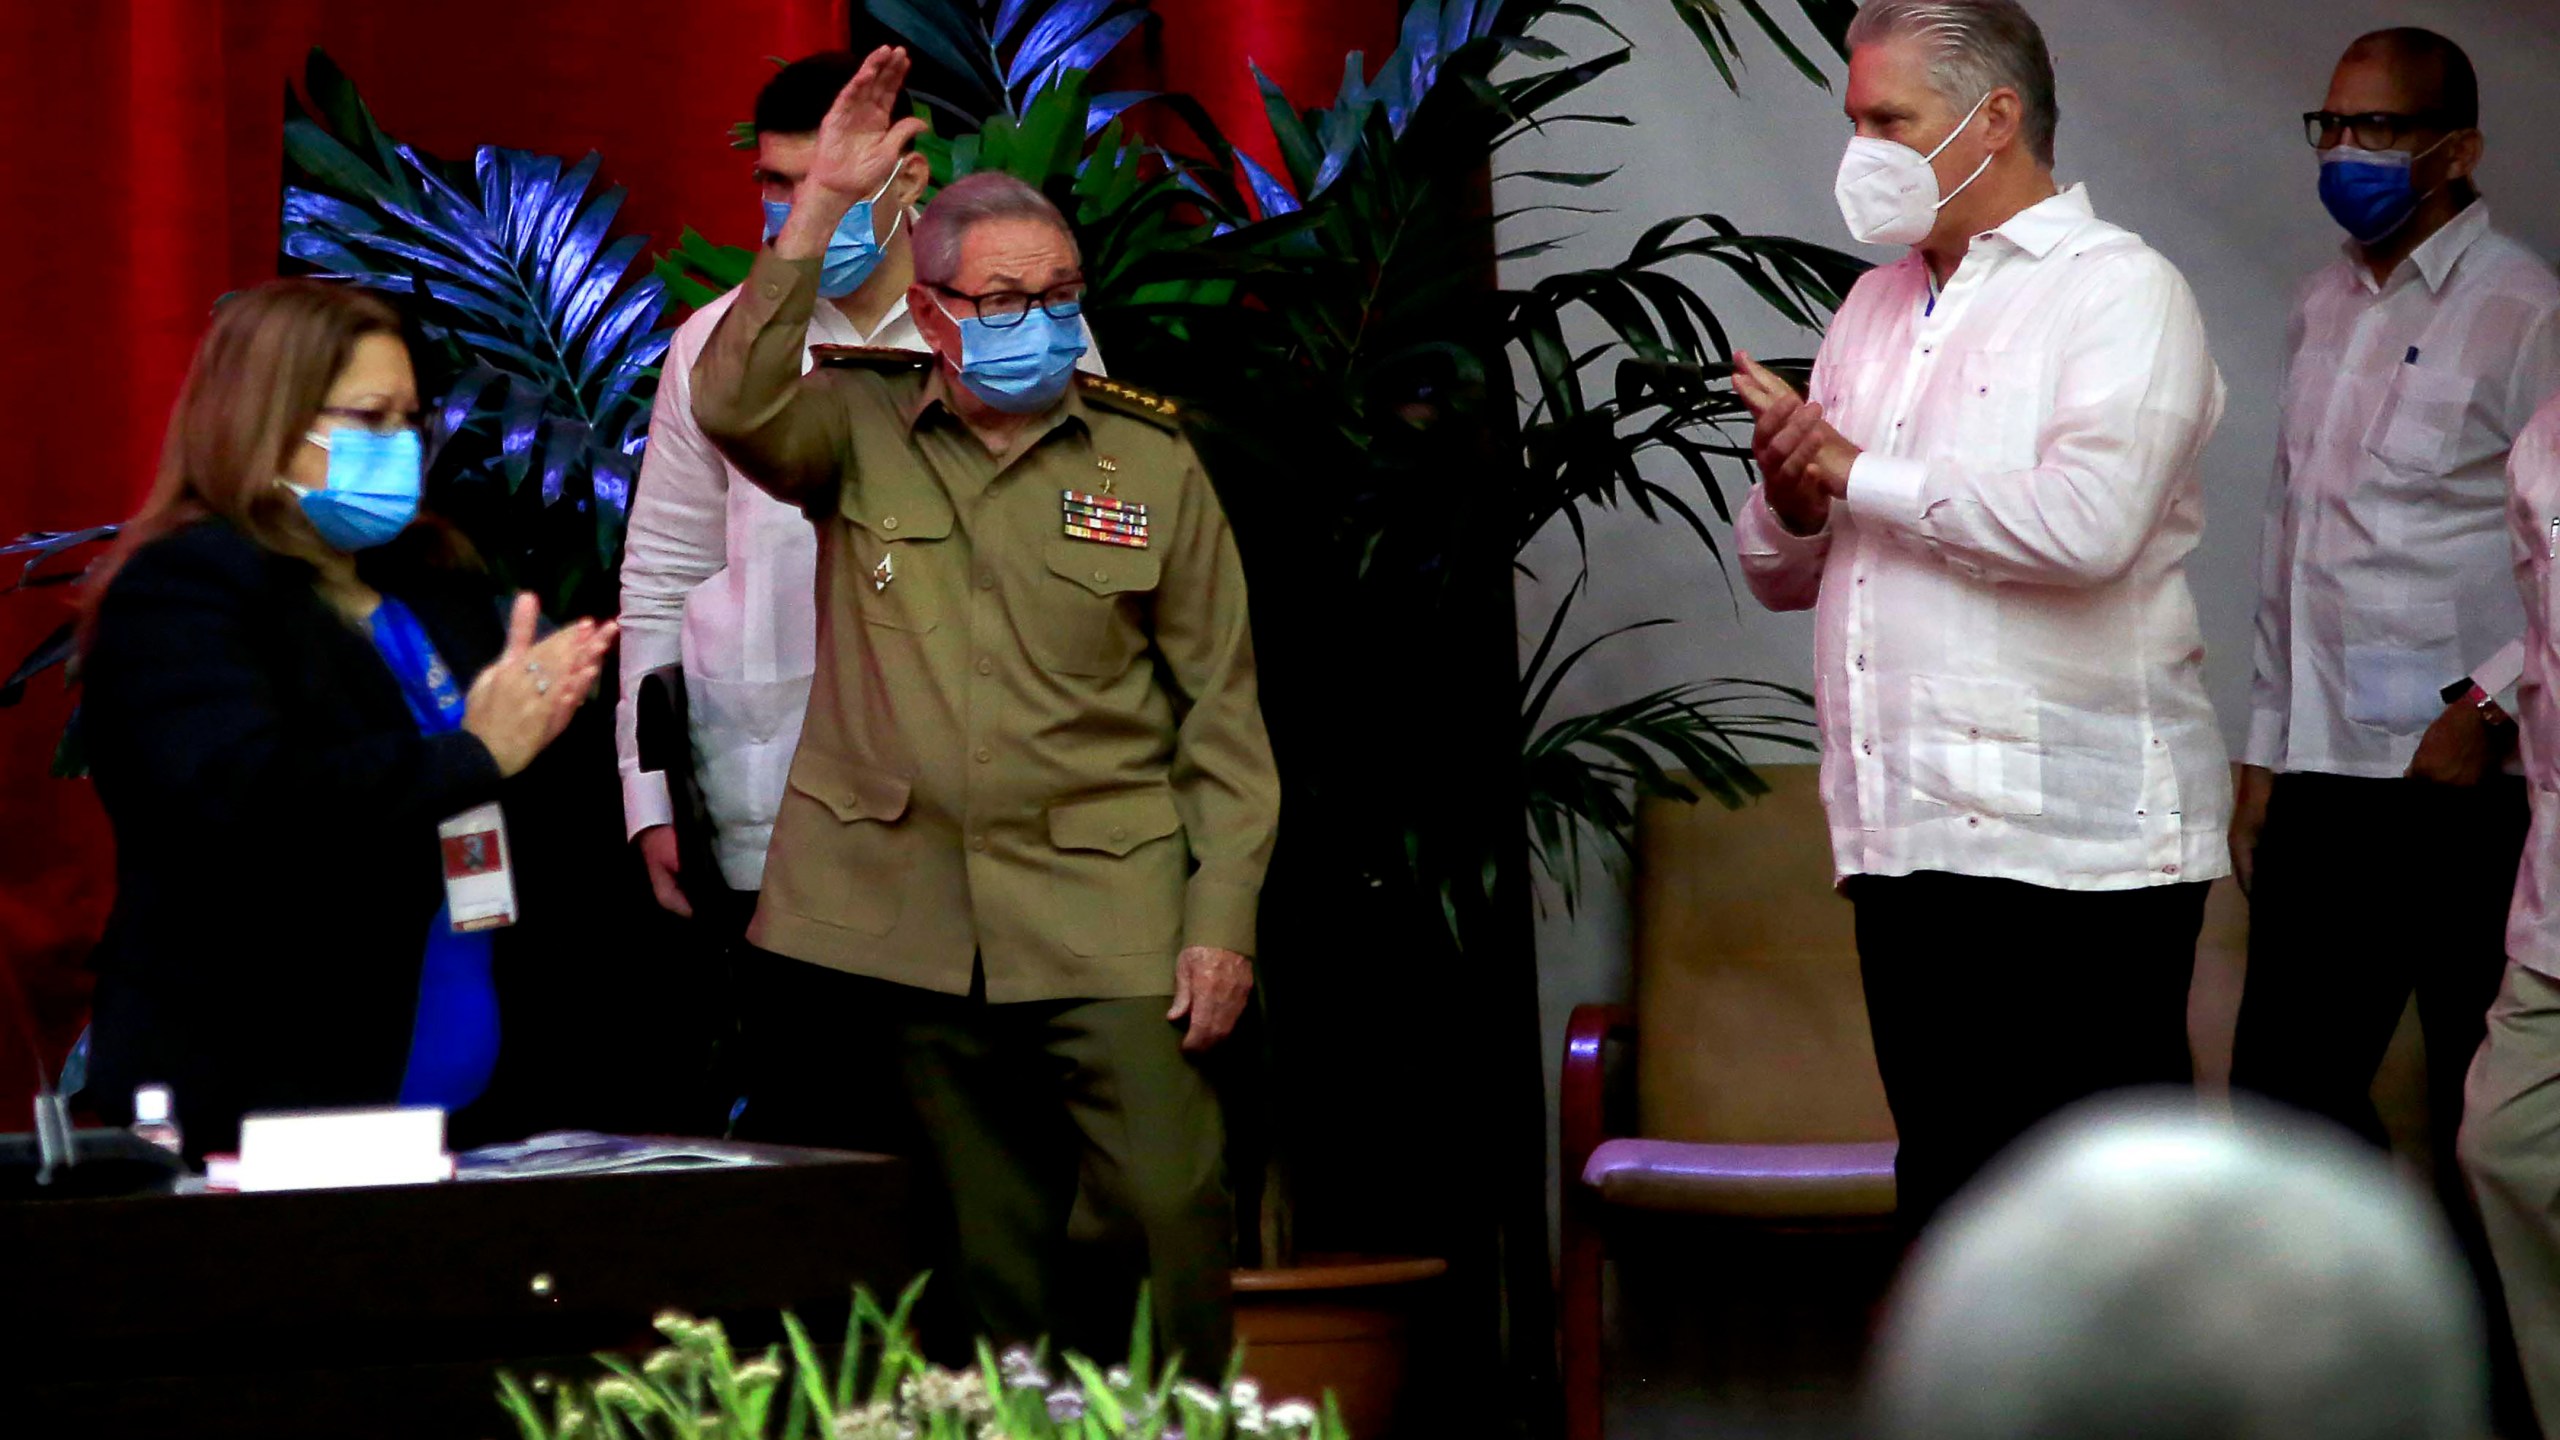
[891,983,1233,1374]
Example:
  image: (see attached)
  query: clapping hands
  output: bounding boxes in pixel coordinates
[462,593,616,778]
[1733,351,1861,537]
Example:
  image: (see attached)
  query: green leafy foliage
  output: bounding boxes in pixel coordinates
[495,1282,1350,1440]
[654,227,760,311]
[279,48,672,619]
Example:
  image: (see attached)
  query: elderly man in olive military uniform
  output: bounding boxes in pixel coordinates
[692,44,1277,1370]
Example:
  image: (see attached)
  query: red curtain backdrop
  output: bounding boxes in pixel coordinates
[0,0,1394,1120]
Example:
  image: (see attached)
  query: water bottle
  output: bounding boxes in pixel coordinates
[131,1084,183,1156]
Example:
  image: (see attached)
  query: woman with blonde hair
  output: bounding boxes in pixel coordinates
[78,279,616,1157]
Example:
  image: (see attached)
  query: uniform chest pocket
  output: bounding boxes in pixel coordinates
[2366,363,2490,481]
[844,512,946,634]
[1029,539,1161,677]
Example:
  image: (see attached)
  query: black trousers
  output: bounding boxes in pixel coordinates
[2231,772,2528,1153]
[1849,870,2210,1229]
[728,938,919,1159]
[2231,771,2532,1434]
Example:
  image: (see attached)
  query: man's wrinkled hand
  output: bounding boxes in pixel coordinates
[1168,946,1253,1053]
[2407,699,2503,787]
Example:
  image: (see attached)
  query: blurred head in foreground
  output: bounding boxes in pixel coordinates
[1866,1095,2485,1440]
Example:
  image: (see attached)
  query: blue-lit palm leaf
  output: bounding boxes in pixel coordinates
[863,0,1155,124]
[278,49,669,618]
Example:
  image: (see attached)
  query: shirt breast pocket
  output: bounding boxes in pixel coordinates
[1031,540,1160,677]
[1907,673,2044,817]
[1955,350,2039,471]
[2365,363,2491,482]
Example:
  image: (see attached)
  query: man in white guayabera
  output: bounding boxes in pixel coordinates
[1729,0,2230,1228]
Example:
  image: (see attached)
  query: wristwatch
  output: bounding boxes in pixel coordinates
[2441,676,2516,728]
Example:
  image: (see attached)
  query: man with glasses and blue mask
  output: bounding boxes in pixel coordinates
[615,45,1102,1145]
[692,46,1277,1372]
[1728,0,2231,1229]
[2230,27,2560,1217]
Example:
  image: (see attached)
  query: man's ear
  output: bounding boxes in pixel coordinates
[2445,128,2485,184]
[1980,86,2025,157]
[892,149,932,211]
[910,281,957,357]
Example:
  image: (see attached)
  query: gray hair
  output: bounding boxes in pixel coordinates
[911,171,1079,288]
[1867,1096,2485,1440]
[1846,0,2059,166]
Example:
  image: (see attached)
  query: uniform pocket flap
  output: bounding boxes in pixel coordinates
[1048,788,1182,856]
[846,493,955,542]
[1046,540,1163,597]
[786,751,913,825]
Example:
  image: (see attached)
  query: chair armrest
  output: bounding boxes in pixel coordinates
[1562,1004,1636,1199]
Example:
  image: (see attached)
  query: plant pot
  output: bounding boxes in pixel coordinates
[1231,1254,1447,1439]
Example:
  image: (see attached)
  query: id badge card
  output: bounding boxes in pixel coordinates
[438,801,518,932]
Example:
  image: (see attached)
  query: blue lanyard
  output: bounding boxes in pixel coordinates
[368,596,467,736]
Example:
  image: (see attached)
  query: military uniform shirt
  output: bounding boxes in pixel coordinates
[691,248,1279,1002]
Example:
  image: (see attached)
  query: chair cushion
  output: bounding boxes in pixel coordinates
[1582,1138,1897,1221]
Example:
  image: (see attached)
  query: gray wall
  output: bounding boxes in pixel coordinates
[1504,0,2560,1211]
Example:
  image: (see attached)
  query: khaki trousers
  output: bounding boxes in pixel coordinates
[892,983,1232,1374]
[2461,962,2560,1428]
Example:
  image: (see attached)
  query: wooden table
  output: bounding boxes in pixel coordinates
[1,1144,911,1438]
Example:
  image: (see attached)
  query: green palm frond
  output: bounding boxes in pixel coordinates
[1667,0,1857,91]
[1517,578,1814,906]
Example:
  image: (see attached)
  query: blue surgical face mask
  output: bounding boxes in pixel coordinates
[287,427,423,551]
[935,300,1089,415]
[762,168,903,299]
[2318,136,2452,246]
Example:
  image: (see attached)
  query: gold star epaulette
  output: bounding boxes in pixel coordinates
[1075,373,1182,429]
[811,344,932,371]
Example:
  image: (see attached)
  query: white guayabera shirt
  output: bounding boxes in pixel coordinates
[2502,402,2560,980]
[1739,184,2233,892]
[616,282,889,891]
[614,273,1105,890]
[2246,202,2560,778]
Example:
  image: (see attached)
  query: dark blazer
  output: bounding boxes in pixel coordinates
[79,517,566,1157]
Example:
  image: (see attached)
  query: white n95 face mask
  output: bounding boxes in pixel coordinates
[1834,91,1995,246]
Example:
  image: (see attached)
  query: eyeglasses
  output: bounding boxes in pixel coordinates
[931,282,1086,329]
[2302,110,2457,151]
[315,404,424,438]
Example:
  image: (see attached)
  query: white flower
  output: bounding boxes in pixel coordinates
[1106,1366,1133,1390]
[1266,1400,1320,1431]
[1045,1388,1087,1423]
[1175,1380,1224,1414]
[1229,1381,1262,1409]
[832,1401,903,1440]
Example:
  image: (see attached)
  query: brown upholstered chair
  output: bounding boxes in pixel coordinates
[1559,766,1897,1440]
